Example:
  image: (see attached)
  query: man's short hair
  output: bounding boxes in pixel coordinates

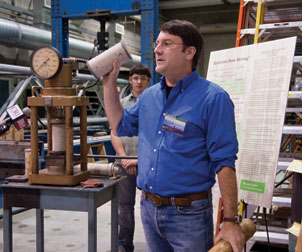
[129,63,151,78]
[159,19,203,70]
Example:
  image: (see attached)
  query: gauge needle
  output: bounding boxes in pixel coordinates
[36,57,50,71]
[43,57,49,64]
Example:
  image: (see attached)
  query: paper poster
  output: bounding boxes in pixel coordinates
[207,37,297,208]
[286,222,301,237]
[287,159,302,174]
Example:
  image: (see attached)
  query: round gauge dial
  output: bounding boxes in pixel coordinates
[30,46,63,79]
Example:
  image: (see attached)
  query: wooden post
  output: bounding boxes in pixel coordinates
[80,106,87,172]
[65,106,73,175]
[46,107,52,152]
[31,106,39,174]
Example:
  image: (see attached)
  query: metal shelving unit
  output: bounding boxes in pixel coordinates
[235,1,302,250]
[237,0,302,51]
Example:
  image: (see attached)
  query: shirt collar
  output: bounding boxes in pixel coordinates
[160,70,199,92]
[129,92,137,101]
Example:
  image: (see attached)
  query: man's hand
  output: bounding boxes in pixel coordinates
[214,222,245,252]
[102,59,124,131]
[103,60,120,86]
[216,167,244,251]
[121,159,138,175]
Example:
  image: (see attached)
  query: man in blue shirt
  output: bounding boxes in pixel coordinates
[103,19,245,252]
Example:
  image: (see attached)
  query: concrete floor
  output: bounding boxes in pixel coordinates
[0,189,147,252]
[0,186,290,252]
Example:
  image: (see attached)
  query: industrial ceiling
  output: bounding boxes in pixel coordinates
[159,0,241,10]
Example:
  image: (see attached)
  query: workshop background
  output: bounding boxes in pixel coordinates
[0,0,301,251]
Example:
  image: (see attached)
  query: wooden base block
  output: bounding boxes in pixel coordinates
[28,170,90,186]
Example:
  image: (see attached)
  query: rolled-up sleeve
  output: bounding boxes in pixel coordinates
[117,98,139,137]
[206,92,238,173]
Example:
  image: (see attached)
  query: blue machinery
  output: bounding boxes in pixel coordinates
[51,0,159,83]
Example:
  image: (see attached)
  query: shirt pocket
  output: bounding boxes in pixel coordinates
[183,121,204,138]
[164,121,204,152]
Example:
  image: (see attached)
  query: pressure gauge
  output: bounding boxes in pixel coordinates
[30,46,63,79]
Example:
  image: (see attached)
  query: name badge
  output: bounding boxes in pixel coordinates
[163,114,186,136]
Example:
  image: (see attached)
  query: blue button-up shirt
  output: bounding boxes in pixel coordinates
[117,70,238,197]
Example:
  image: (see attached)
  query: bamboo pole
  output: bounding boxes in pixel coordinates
[209,219,256,252]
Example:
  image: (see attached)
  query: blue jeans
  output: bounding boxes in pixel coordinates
[118,165,137,252]
[140,191,213,252]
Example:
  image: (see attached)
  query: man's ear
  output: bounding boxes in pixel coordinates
[185,46,196,61]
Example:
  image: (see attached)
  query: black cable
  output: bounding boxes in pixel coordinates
[275,172,293,188]
[85,79,100,90]
[75,58,87,64]
[263,208,271,252]
[37,116,46,129]
[63,57,88,64]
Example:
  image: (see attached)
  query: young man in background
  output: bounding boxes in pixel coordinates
[110,63,151,252]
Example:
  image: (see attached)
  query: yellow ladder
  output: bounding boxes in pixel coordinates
[254,0,265,44]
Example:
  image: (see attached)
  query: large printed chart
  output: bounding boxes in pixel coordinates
[207,37,296,208]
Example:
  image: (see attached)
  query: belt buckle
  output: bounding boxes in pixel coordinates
[153,194,163,206]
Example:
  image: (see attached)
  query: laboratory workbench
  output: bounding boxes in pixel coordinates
[1,177,123,252]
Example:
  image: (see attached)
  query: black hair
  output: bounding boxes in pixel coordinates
[129,63,151,78]
[159,19,203,70]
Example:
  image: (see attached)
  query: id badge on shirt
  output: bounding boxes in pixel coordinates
[162,114,186,136]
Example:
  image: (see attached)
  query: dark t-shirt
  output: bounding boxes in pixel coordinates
[166,86,172,98]
[291,172,302,223]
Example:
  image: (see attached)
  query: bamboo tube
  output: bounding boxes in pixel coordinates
[209,219,256,252]
[24,149,31,176]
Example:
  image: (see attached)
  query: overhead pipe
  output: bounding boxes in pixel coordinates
[0,63,129,85]
[0,18,140,66]
[0,63,130,125]
[159,0,240,10]
[0,63,32,75]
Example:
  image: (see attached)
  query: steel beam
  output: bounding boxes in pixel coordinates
[51,0,159,85]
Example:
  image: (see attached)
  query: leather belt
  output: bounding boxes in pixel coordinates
[144,191,209,207]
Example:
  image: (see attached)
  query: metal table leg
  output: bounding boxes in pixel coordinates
[88,193,97,252]
[111,184,118,252]
[36,208,44,252]
[3,207,12,252]
[1,178,123,251]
